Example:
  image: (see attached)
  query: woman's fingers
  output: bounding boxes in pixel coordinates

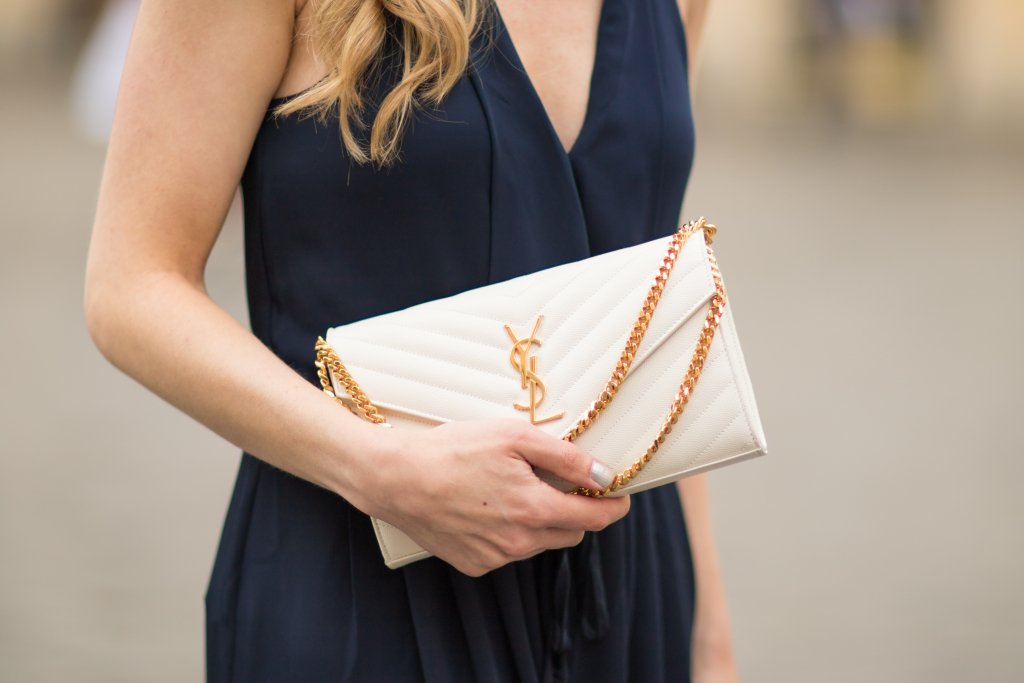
[378,419,634,576]
[439,528,584,576]
[500,421,630,531]
[465,528,595,574]
[506,422,617,490]
[534,527,588,551]
[491,527,587,560]
[532,485,631,532]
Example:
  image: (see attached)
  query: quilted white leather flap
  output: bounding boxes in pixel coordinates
[325,233,715,435]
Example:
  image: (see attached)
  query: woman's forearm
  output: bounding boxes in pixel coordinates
[83,258,629,576]
[79,0,364,496]
[84,263,371,499]
[678,474,739,680]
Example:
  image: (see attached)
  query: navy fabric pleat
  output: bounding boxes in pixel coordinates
[207,0,698,680]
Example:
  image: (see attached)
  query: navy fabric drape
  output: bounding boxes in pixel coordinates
[207,0,698,680]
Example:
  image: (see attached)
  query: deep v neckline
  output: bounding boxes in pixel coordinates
[492,0,626,157]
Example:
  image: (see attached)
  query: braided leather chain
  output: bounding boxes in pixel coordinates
[315,337,389,425]
[313,217,725,495]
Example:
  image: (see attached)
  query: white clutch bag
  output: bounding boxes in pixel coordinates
[315,219,767,568]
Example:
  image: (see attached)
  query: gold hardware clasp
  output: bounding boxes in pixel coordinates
[315,337,390,426]
[697,216,716,244]
[505,315,564,425]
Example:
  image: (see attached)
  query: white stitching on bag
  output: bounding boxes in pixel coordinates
[627,242,715,368]
[580,349,734,466]
[717,308,762,453]
[343,337,513,381]
[335,247,656,357]
[371,518,395,564]
[333,238,707,422]
[543,256,705,372]
[688,413,745,469]
[344,364,512,411]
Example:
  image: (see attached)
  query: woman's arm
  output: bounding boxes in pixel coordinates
[679,475,739,682]
[680,0,711,83]
[675,1,741,680]
[85,0,628,578]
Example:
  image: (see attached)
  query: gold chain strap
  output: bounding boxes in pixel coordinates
[315,337,389,425]
[313,218,724,494]
[573,226,727,497]
[562,218,712,443]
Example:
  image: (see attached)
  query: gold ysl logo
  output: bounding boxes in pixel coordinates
[505,315,564,425]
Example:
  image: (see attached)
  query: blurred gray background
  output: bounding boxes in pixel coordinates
[1,0,1022,681]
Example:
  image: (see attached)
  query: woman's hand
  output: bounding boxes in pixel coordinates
[339,419,630,576]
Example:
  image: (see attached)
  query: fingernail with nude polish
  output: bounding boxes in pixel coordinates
[590,460,616,489]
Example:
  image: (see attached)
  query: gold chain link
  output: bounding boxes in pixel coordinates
[562,218,711,444]
[314,218,725,495]
[573,224,727,497]
[315,337,389,425]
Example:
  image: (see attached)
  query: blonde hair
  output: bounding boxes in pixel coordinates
[276,0,486,166]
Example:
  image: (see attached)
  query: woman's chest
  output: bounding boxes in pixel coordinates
[494,0,606,152]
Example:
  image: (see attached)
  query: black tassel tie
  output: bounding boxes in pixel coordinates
[543,532,610,683]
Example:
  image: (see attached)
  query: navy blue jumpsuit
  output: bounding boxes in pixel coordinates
[207,1,698,680]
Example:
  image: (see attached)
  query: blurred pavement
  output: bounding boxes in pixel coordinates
[684,115,1024,681]
[1,78,245,682]
[1,76,1022,681]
